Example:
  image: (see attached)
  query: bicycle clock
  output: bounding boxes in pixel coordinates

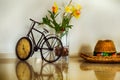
[15,18,63,63]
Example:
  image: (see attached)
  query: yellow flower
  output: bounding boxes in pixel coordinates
[52,2,58,14]
[65,6,72,13]
[73,10,81,18]
[72,4,82,18]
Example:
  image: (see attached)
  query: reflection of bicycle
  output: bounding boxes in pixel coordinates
[15,19,63,63]
[16,61,63,80]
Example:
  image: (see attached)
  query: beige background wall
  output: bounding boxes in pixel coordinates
[0,0,120,58]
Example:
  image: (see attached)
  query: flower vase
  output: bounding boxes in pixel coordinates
[55,31,69,63]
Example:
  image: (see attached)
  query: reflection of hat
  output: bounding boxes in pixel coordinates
[80,62,120,80]
[80,62,120,71]
[95,71,115,80]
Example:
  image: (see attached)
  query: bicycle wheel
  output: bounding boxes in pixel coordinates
[16,37,32,60]
[41,37,63,63]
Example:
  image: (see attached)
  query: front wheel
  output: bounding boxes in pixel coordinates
[41,37,63,63]
[15,37,32,60]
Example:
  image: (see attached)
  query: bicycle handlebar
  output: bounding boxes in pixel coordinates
[30,18,43,25]
[30,18,49,33]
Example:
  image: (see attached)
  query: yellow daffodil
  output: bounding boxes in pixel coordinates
[65,6,72,13]
[73,10,81,18]
[72,4,82,18]
[52,2,58,14]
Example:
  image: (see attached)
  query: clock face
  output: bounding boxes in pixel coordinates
[16,37,32,60]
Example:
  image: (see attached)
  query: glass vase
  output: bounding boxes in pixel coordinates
[55,31,69,63]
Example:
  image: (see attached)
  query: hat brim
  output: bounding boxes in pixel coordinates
[80,53,120,63]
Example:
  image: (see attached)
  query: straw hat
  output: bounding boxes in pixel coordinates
[94,40,116,53]
[80,40,120,63]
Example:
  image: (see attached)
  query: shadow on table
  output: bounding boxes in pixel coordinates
[78,44,93,57]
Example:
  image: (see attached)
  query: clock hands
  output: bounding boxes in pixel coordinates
[23,45,27,54]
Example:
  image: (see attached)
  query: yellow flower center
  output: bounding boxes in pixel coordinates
[65,6,72,13]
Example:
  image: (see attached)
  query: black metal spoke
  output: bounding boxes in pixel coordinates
[51,52,55,61]
[50,38,55,47]
[45,51,50,59]
[52,39,58,48]
[41,48,49,50]
[49,51,52,61]
[42,50,49,55]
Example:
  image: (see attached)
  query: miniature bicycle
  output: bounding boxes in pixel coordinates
[15,18,63,63]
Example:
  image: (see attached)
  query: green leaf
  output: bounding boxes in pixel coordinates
[55,13,59,18]
[67,25,73,28]
[48,10,55,19]
[42,16,50,25]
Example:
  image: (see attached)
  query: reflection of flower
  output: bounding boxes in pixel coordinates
[41,0,82,38]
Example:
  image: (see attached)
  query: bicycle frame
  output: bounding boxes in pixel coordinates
[26,19,50,53]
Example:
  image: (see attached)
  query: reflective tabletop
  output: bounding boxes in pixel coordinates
[1,58,120,80]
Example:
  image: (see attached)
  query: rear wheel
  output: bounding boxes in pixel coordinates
[41,37,63,63]
[16,37,32,60]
